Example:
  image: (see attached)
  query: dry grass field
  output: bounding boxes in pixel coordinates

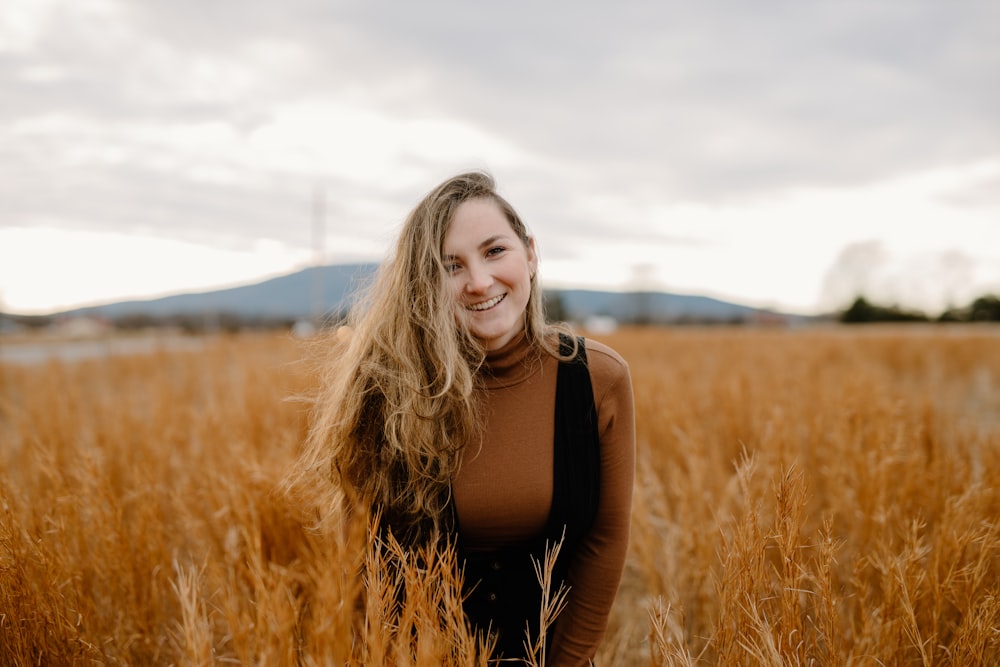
[1,326,998,665]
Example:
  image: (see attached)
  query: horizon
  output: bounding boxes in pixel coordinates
[3,260,800,317]
[4,259,994,320]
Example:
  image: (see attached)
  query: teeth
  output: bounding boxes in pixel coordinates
[466,294,506,311]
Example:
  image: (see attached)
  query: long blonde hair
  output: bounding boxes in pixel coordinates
[296,171,568,546]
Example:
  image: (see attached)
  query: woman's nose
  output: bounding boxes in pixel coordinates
[465,263,492,293]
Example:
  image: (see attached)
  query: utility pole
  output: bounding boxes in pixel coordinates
[311,186,326,328]
[630,262,657,324]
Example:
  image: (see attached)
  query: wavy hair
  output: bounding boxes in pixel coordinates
[292,171,572,546]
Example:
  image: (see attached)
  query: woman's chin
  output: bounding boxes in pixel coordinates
[470,325,523,351]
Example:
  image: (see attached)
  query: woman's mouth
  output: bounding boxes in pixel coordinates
[466,293,506,311]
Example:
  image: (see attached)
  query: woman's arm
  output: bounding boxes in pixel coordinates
[548,340,636,665]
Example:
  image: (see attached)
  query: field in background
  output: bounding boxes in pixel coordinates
[1,326,998,665]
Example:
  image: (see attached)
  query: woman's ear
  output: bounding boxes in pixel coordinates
[528,237,539,278]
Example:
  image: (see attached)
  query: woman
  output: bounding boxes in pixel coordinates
[304,171,635,665]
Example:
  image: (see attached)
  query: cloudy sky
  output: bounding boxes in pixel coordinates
[2,0,998,316]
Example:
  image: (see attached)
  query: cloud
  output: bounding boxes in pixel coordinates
[818,241,992,314]
[2,0,999,312]
[0,225,313,313]
[322,1,1000,200]
[817,240,890,311]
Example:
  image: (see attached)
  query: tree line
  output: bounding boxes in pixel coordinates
[4,294,998,335]
[841,294,1000,323]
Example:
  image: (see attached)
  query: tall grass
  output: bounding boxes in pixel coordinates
[1,326,997,665]
[615,326,1000,665]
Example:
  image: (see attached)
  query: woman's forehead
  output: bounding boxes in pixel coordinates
[443,200,517,248]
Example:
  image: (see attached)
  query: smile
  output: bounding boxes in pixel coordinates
[466,293,507,311]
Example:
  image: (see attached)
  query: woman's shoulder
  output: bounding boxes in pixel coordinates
[545,331,629,383]
[583,337,628,368]
[582,337,631,387]
[581,337,634,433]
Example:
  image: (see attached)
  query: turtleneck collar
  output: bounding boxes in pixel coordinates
[480,329,543,389]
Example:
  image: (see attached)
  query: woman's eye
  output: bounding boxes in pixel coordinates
[486,246,506,257]
[446,262,462,273]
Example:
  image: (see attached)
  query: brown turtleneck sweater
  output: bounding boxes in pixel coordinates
[452,331,635,666]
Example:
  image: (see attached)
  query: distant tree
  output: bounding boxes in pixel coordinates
[936,294,1000,322]
[543,290,569,323]
[217,312,244,333]
[970,295,1000,321]
[7,314,53,330]
[938,306,969,322]
[842,297,877,323]
[116,313,159,330]
[841,296,928,323]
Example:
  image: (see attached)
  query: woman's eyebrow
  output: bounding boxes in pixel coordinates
[477,235,507,249]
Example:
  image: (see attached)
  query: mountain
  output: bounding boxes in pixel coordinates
[57,263,803,324]
[63,264,378,321]
[553,289,779,323]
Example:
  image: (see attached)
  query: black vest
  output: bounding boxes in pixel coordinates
[456,335,602,662]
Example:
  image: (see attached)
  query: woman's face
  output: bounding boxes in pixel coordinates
[442,198,537,351]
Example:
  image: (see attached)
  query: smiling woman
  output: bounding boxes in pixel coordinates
[290,171,636,665]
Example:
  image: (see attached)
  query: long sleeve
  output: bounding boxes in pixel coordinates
[548,339,636,665]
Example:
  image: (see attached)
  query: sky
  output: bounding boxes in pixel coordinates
[1,0,998,316]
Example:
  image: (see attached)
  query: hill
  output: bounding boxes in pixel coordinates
[61,264,378,322]
[52,263,803,325]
